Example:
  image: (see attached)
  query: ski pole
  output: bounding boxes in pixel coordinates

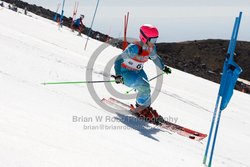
[148,72,165,82]
[41,80,116,85]
[125,72,165,94]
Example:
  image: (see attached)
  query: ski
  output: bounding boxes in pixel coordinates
[101,97,207,141]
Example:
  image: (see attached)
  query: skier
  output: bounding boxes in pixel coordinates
[24,7,27,15]
[112,24,171,123]
[72,14,85,35]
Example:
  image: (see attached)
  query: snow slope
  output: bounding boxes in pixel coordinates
[1,6,250,167]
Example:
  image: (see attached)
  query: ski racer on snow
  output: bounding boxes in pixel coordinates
[72,14,85,35]
[113,24,171,123]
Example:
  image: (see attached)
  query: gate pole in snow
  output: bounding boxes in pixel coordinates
[59,0,66,26]
[54,3,61,22]
[203,12,242,167]
[84,0,100,50]
[71,1,79,29]
[203,96,221,164]
[122,12,129,50]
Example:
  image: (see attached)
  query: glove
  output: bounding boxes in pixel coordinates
[163,65,171,74]
[111,75,124,84]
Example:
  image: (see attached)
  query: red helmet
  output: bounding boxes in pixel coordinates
[139,24,159,44]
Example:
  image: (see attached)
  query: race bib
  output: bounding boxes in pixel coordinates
[123,58,144,70]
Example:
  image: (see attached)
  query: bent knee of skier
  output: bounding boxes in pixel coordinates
[136,84,151,106]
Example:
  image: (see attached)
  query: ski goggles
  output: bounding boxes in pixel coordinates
[148,37,158,44]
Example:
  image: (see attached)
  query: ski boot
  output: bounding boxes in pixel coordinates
[132,104,161,124]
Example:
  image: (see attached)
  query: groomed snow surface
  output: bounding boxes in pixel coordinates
[0,4,250,167]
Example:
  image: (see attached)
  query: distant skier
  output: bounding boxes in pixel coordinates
[72,14,85,36]
[24,7,27,15]
[113,24,171,122]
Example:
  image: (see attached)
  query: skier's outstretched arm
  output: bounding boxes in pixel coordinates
[150,47,171,74]
[149,47,165,70]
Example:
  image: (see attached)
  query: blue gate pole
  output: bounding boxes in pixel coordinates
[208,108,223,167]
[54,3,60,22]
[229,12,242,64]
[203,16,238,165]
[208,12,242,167]
[227,18,238,55]
[84,0,100,50]
[60,0,66,26]
[203,11,242,166]
[54,13,58,22]
[203,96,221,164]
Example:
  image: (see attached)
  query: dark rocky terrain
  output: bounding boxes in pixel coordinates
[157,40,250,93]
[2,0,250,93]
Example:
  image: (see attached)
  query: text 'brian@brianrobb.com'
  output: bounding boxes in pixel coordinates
[72,115,178,131]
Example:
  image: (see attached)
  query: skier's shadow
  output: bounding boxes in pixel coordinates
[114,113,162,141]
